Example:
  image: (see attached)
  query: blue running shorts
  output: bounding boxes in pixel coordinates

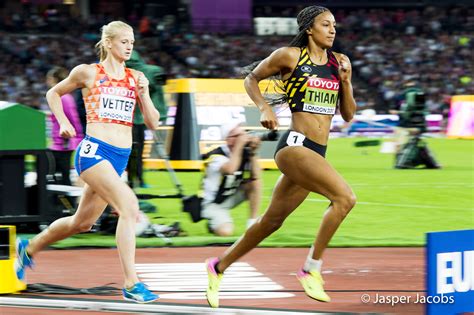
[74,135,131,176]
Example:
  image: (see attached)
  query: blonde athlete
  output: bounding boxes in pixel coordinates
[205,6,357,307]
[16,21,160,303]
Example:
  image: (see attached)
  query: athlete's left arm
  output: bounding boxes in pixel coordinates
[335,53,357,122]
[133,70,161,130]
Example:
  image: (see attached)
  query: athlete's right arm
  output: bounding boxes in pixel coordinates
[46,64,93,138]
[244,47,299,130]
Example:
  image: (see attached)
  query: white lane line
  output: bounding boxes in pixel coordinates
[262,196,471,211]
[137,262,293,300]
[144,277,275,284]
[136,262,250,269]
[0,297,325,314]
[260,182,472,211]
[139,272,264,279]
[159,292,296,300]
[304,199,472,210]
[351,183,473,187]
[263,183,473,190]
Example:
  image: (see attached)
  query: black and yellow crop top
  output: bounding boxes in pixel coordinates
[283,47,340,115]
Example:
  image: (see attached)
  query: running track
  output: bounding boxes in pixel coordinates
[0,247,424,314]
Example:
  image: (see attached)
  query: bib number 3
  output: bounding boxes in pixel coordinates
[286,131,305,147]
[79,140,99,158]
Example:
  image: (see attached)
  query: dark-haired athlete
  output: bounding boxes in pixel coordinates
[205,5,357,307]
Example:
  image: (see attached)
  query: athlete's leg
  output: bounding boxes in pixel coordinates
[217,174,309,272]
[276,146,356,260]
[274,146,355,302]
[79,161,141,288]
[27,183,107,256]
[206,174,308,308]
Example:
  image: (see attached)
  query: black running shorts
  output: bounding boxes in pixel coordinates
[274,130,327,158]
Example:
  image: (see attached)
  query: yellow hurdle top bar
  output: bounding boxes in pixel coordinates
[164,78,278,94]
[451,95,474,102]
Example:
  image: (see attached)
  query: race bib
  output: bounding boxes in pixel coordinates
[99,89,135,122]
[79,140,99,158]
[303,77,339,115]
[286,131,305,147]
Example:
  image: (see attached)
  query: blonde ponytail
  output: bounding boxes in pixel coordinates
[95,39,107,62]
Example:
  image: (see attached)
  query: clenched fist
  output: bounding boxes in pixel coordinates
[338,54,352,83]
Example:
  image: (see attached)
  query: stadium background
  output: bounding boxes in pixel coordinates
[0,0,473,314]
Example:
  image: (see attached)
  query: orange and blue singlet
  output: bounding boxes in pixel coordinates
[83,63,137,126]
[74,64,137,176]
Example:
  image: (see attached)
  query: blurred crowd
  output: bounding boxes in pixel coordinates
[0,5,472,115]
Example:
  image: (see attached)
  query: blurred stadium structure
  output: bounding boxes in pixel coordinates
[0,0,472,163]
[0,0,472,114]
[0,0,472,173]
[0,3,473,313]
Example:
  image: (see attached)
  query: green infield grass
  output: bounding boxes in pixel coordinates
[48,137,473,248]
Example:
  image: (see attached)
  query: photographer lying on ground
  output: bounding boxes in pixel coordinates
[200,122,263,236]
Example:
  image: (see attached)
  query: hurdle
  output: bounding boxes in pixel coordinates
[0,225,26,294]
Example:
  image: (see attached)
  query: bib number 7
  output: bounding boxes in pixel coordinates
[286,131,305,147]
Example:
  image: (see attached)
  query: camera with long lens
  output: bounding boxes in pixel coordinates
[395,88,441,169]
[249,129,279,141]
[243,130,279,158]
[400,91,426,132]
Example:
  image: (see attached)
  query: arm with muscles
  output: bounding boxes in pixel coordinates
[46,64,92,138]
[220,133,250,175]
[335,53,357,122]
[134,71,160,130]
[244,47,299,130]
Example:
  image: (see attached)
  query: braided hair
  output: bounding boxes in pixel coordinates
[243,5,330,106]
[289,6,329,47]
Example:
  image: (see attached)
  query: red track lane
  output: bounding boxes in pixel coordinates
[1,247,424,314]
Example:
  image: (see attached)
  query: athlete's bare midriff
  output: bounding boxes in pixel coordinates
[86,122,132,148]
[290,112,332,145]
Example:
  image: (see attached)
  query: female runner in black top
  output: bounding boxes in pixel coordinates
[205,5,357,307]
